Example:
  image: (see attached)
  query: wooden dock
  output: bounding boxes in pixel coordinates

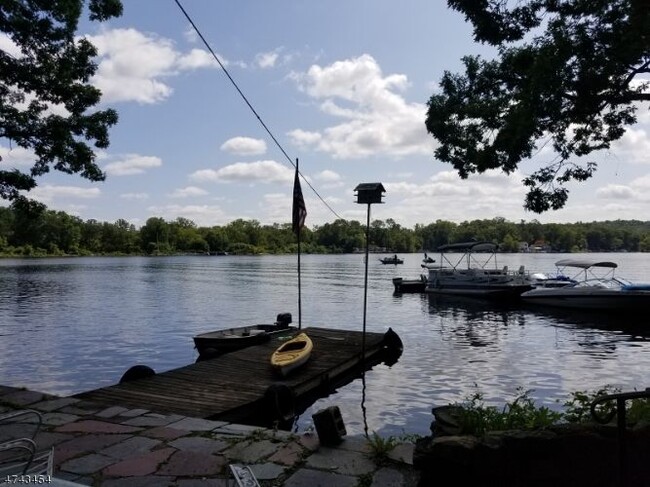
[73,327,402,424]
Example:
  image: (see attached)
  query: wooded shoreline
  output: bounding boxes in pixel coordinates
[1,203,650,257]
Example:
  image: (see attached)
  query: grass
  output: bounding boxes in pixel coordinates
[365,430,422,466]
[366,431,399,465]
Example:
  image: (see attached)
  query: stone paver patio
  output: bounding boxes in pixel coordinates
[0,386,419,486]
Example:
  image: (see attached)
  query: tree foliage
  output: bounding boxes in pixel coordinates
[0,204,649,256]
[426,0,650,213]
[0,0,123,200]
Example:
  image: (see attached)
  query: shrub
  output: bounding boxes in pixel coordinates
[451,385,650,436]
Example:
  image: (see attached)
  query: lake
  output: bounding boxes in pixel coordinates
[1,252,649,437]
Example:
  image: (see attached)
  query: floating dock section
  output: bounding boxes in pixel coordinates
[74,327,402,425]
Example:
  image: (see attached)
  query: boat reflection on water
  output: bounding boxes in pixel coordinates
[522,304,650,340]
[426,293,525,324]
[423,292,650,342]
[423,294,527,348]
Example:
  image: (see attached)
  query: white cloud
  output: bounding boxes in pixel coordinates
[169,186,209,198]
[0,146,35,168]
[259,192,328,227]
[630,174,650,191]
[314,169,344,188]
[29,185,101,204]
[638,110,650,125]
[85,28,221,104]
[314,170,342,182]
[189,160,293,184]
[0,33,22,58]
[288,54,433,158]
[220,137,267,156]
[176,48,219,70]
[377,169,527,224]
[596,184,635,199]
[255,50,280,69]
[120,193,149,200]
[183,26,198,43]
[104,154,162,176]
[286,129,322,145]
[611,127,650,164]
[260,193,292,223]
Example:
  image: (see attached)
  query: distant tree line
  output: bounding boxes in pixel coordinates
[1,202,649,257]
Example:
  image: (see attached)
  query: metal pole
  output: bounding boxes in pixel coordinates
[617,397,627,487]
[297,225,302,330]
[362,203,370,352]
[361,202,371,437]
[296,159,302,330]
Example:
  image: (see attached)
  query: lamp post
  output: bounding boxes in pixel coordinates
[354,183,385,437]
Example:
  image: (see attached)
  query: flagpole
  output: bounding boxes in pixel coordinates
[296,158,302,330]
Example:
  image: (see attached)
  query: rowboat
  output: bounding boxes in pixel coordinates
[270,332,313,377]
[193,313,295,358]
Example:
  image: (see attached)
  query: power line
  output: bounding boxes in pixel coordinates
[173,0,343,221]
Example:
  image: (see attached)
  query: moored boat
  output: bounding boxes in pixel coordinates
[521,260,650,311]
[193,313,295,357]
[271,332,313,377]
[393,276,427,293]
[424,241,533,299]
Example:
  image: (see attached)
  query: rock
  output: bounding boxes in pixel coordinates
[414,424,650,487]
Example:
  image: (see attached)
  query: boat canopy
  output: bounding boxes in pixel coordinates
[437,241,497,252]
[554,259,618,269]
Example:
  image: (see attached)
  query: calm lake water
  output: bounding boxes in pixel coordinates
[1,253,649,436]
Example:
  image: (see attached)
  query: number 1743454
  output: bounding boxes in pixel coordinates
[3,475,52,484]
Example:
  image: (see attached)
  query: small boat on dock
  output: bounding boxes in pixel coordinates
[271,332,313,377]
[193,313,296,357]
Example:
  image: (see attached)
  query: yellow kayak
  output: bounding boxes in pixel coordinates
[270,332,313,377]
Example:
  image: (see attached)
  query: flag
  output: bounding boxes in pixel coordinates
[292,166,307,234]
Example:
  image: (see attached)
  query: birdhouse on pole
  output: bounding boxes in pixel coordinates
[354,183,385,205]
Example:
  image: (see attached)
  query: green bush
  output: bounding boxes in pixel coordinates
[452,385,650,436]
[454,388,562,435]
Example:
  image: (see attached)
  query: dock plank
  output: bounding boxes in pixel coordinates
[73,327,398,423]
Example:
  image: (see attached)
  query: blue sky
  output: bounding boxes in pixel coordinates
[1,0,649,229]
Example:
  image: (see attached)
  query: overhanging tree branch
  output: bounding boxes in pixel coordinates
[0,0,122,201]
[426,0,650,213]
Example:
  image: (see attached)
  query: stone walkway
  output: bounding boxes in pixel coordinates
[0,386,419,486]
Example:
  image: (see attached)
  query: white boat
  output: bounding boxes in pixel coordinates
[521,259,650,311]
[424,241,533,299]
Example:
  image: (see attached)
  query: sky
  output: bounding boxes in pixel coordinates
[1,0,649,229]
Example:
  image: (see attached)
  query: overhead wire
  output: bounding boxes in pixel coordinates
[173,0,343,221]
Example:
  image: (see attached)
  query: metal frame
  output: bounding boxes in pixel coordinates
[228,464,260,487]
[0,409,53,478]
[590,387,650,487]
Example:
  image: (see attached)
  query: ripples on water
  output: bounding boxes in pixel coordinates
[0,254,649,436]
